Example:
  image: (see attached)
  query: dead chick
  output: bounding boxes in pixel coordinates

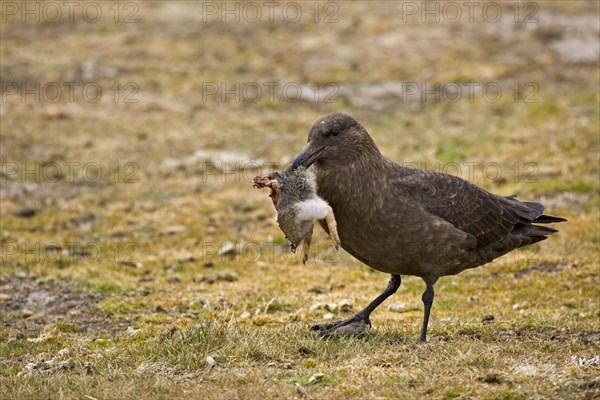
[253,167,340,263]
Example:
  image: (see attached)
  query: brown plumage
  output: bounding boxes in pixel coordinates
[291,112,566,341]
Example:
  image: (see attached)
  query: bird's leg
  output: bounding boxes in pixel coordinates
[324,206,341,249]
[312,274,401,337]
[419,284,435,342]
[302,238,310,264]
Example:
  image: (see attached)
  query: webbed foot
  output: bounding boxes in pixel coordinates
[311,313,370,337]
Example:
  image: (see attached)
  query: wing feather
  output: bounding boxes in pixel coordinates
[398,168,520,248]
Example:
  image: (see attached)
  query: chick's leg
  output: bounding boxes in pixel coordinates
[325,206,341,249]
[302,239,310,264]
[301,224,313,264]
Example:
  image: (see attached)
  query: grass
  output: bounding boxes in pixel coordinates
[1,1,599,399]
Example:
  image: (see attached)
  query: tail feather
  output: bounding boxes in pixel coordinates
[534,214,568,223]
[506,197,568,224]
[513,222,558,236]
[521,201,545,218]
[502,197,546,221]
[494,196,566,251]
[509,200,566,247]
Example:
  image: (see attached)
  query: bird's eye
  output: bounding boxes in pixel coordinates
[323,127,340,138]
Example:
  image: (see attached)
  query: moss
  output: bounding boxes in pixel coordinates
[85,282,124,294]
[444,387,463,399]
[497,391,527,400]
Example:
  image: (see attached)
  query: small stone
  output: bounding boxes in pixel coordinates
[387,304,407,312]
[337,298,353,312]
[308,285,330,294]
[201,275,217,284]
[240,311,251,319]
[323,313,334,320]
[482,315,495,324]
[165,225,186,234]
[296,383,307,397]
[218,242,237,256]
[57,348,71,357]
[217,272,239,282]
[126,326,142,336]
[324,303,338,312]
[205,356,215,368]
[202,262,215,268]
[308,373,324,384]
[309,303,325,312]
[167,275,181,283]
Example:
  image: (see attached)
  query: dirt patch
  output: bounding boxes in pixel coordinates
[0,276,128,339]
[456,325,600,344]
[0,180,109,215]
[513,261,575,278]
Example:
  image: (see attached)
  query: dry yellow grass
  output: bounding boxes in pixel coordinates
[1,1,599,399]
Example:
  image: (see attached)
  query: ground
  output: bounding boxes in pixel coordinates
[1,1,599,399]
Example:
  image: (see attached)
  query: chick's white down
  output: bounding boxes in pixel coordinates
[293,197,330,221]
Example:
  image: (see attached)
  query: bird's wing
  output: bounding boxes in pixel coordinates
[277,208,310,248]
[397,168,525,248]
[277,209,296,241]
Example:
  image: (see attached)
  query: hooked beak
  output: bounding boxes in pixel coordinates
[291,143,328,170]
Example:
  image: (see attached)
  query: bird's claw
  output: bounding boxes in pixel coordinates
[311,314,370,337]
